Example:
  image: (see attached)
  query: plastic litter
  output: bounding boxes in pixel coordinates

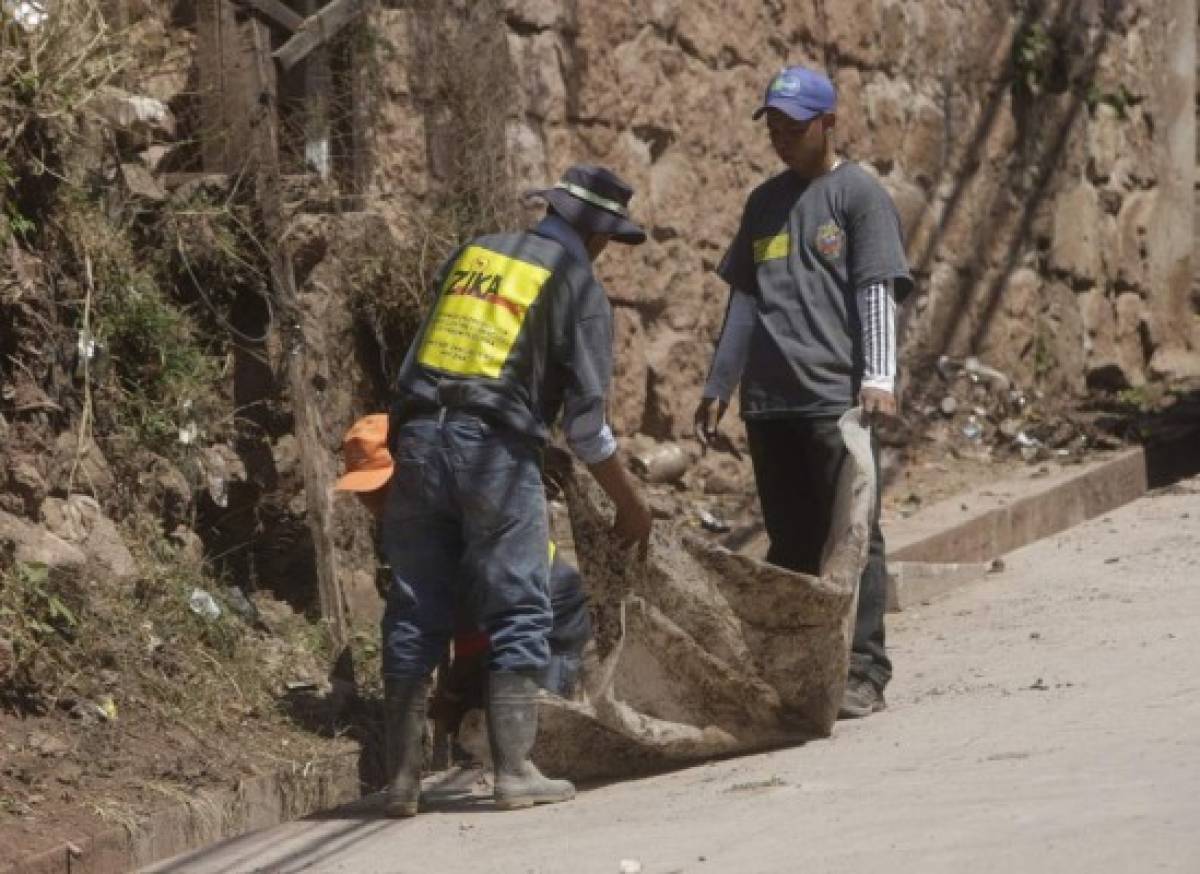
[697,508,731,534]
[188,587,221,620]
[631,443,689,484]
[225,586,256,622]
[3,0,47,31]
[207,474,228,508]
[96,695,117,722]
[1014,431,1040,449]
[964,356,1012,392]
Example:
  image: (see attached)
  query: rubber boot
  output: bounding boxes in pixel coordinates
[487,672,575,810]
[382,676,429,817]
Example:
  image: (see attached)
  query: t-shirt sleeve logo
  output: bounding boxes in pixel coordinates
[753,233,790,263]
[418,244,550,378]
[814,221,845,260]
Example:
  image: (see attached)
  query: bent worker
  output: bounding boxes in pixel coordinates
[333,414,593,736]
[694,66,913,720]
[378,165,652,816]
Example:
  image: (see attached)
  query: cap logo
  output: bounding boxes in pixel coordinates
[554,181,628,216]
[769,70,808,98]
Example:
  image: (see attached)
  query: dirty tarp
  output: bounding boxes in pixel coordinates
[524,409,876,781]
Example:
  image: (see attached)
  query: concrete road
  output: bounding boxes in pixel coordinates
[145,477,1200,874]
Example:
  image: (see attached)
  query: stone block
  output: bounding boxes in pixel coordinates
[610,307,649,437]
[1050,182,1103,284]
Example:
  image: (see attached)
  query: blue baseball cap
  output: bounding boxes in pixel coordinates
[753,66,837,121]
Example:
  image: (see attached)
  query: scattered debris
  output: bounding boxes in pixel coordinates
[696,508,731,534]
[726,776,787,793]
[924,353,1129,463]
[989,558,1006,573]
[96,695,117,722]
[963,356,1012,393]
[89,88,176,139]
[631,443,689,484]
[187,588,221,621]
[225,586,258,624]
[2,0,47,31]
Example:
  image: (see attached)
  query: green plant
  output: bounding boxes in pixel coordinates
[0,157,35,240]
[1115,385,1150,410]
[1032,322,1055,382]
[1084,83,1135,118]
[93,270,222,451]
[0,561,79,683]
[1012,23,1054,97]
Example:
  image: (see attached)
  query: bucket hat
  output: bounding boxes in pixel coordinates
[525,164,646,245]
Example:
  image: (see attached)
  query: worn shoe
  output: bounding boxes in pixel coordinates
[837,676,886,720]
[487,672,575,810]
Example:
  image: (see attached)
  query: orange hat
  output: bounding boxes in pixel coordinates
[334,414,393,492]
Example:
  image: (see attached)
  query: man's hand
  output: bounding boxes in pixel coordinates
[859,386,897,422]
[612,498,653,555]
[692,396,730,453]
[586,453,653,558]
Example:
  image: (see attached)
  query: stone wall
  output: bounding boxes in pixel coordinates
[367,0,1198,437]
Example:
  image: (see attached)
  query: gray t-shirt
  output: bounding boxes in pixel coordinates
[718,162,913,418]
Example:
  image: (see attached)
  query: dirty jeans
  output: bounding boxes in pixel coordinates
[543,557,591,696]
[379,411,552,679]
[745,416,892,692]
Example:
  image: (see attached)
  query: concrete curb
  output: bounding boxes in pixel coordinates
[885,429,1200,609]
[886,560,991,612]
[3,752,363,874]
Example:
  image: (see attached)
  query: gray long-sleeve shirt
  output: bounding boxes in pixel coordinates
[703,281,897,401]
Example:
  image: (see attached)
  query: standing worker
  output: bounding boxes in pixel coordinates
[694,66,913,720]
[379,165,652,816]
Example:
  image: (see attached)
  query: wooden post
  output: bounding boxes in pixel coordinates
[197,0,258,173]
[301,0,332,179]
[244,16,350,653]
[273,0,366,71]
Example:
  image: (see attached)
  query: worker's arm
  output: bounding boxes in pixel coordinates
[694,286,755,448]
[586,451,652,553]
[855,278,897,419]
[560,312,652,552]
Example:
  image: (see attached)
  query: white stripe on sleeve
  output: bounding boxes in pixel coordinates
[856,279,896,394]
